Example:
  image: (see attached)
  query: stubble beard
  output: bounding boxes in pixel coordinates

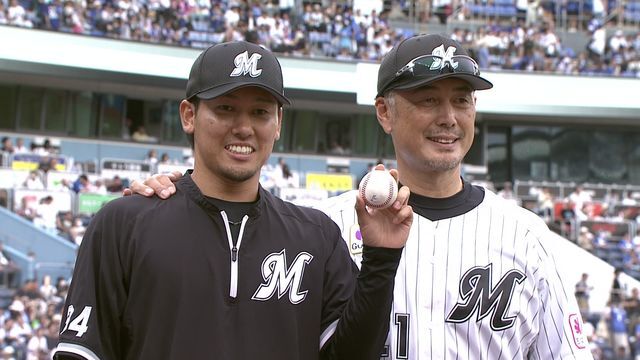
[424,156,462,172]
[218,164,259,183]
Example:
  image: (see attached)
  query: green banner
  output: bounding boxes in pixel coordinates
[78,193,120,214]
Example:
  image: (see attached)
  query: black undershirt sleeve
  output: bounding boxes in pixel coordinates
[320,245,403,360]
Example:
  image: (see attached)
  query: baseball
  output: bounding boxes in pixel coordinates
[358,169,398,209]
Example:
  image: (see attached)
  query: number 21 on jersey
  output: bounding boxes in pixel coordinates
[381,313,410,359]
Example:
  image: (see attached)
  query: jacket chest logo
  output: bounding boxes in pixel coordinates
[252,249,313,304]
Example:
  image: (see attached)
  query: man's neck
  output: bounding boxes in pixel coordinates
[190,169,259,202]
[398,167,464,199]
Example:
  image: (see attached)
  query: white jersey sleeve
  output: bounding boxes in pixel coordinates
[527,215,593,359]
[312,190,364,268]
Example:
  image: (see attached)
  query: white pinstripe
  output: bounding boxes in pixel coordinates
[316,189,593,360]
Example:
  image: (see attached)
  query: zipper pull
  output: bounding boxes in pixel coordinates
[232,246,238,262]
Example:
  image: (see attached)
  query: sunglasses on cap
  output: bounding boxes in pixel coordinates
[395,54,480,79]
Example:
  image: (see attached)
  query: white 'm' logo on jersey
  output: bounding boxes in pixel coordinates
[252,249,313,304]
[430,44,458,70]
[230,51,263,77]
[446,264,526,331]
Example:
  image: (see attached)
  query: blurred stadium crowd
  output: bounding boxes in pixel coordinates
[0,0,639,76]
[3,136,640,358]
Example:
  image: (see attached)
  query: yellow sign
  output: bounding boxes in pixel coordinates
[11,154,67,171]
[306,173,353,192]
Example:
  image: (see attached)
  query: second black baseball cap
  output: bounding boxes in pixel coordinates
[186,41,291,105]
[376,34,493,97]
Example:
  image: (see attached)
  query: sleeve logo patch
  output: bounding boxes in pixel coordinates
[349,224,363,255]
[568,313,587,349]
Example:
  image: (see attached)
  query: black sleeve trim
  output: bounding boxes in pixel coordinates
[53,343,101,360]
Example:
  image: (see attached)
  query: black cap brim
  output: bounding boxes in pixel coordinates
[376,73,493,98]
[194,82,291,106]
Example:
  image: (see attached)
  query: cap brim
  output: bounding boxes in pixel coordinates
[194,82,291,105]
[377,73,493,98]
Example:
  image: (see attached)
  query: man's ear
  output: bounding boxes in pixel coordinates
[375,96,393,134]
[275,106,283,141]
[179,100,195,136]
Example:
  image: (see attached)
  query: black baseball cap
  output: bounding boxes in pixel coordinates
[186,41,291,105]
[376,34,493,98]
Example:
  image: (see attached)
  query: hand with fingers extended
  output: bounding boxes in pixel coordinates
[355,164,412,249]
[122,170,183,198]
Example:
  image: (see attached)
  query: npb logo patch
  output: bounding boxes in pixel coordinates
[568,313,587,349]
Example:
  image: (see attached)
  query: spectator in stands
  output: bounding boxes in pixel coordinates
[624,288,640,335]
[568,185,593,214]
[159,153,171,164]
[328,140,345,155]
[633,322,640,360]
[559,199,577,237]
[0,3,7,25]
[357,162,375,186]
[497,181,517,204]
[611,267,625,303]
[56,211,74,241]
[7,0,31,27]
[575,272,594,318]
[632,228,640,249]
[13,138,28,154]
[93,179,108,195]
[274,162,297,189]
[33,139,55,156]
[122,118,133,140]
[22,171,45,190]
[621,191,637,206]
[16,196,37,222]
[536,187,554,222]
[607,298,630,358]
[619,232,635,262]
[68,217,87,246]
[578,226,595,251]
[132,125,157,143]
[38,156,58,176]
[0,137,14,154]
[584,322,604,359]
[63,174,93,194]
[33,196,58,234]
[106,175,124,193]
[26,326,49,360]
[183,152,195,167]
[144,149,158,165]
[0,244,20,288]
[17,279,43,300]
[38,275,57,302]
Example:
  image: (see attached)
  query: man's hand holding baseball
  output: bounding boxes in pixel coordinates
[355,164,412,249]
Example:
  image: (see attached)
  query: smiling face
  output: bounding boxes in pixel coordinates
[376,77,476,195]
[180,86,281,195]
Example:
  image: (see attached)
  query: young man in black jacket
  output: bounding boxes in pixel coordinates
[54,41,412,360]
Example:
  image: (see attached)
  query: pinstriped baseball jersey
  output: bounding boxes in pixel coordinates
[316,180,593,360]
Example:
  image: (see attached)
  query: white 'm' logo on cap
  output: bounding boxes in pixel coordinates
[430,45,458,70]
[230,51,263,78]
